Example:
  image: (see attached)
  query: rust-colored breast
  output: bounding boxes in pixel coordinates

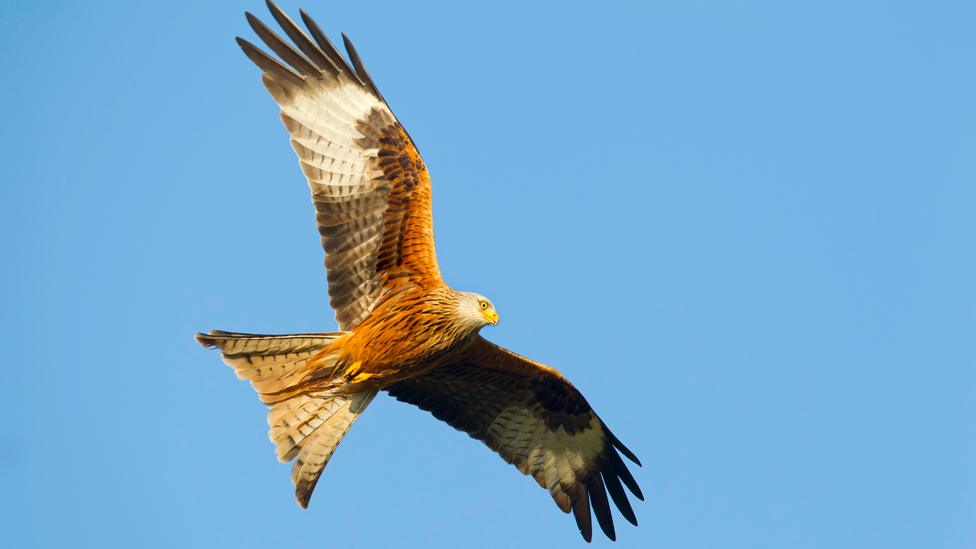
[326,286,470,381]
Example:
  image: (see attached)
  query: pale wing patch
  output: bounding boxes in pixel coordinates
[488,406,604,512]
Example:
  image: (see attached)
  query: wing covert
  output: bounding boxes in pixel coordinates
[238,2,442,330]
[385,337,643,542]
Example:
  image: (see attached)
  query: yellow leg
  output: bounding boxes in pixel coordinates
[350,371,378,383]
[344,361,378,384]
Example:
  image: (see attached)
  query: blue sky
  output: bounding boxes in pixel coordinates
[2,1,974,547]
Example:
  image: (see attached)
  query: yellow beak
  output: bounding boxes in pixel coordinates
[484,310,499,326]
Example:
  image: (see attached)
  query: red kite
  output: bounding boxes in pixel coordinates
[197,2,642,541]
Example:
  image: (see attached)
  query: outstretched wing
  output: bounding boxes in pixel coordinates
[385,337,643,542]
[238,2,442,330]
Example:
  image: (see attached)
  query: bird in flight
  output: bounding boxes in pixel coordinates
[197,1,642,541]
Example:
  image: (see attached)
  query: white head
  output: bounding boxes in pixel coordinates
[454,291,499,331]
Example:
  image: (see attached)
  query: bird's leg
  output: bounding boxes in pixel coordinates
[344,360,378,384]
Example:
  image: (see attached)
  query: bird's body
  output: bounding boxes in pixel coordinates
[300,286,487,391]
[197,2,643,542]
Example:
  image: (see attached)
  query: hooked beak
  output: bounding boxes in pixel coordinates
[484,310,499,326]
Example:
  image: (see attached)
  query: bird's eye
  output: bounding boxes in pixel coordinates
[480,301,488,310]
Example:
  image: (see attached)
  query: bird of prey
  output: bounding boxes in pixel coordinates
[196,2,642,542]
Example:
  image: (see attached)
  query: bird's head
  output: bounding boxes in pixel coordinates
[456,291,499,330]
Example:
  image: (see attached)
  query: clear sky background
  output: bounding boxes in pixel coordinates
[2,1,974,547]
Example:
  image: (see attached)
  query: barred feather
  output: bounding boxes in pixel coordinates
[196,330,376,507]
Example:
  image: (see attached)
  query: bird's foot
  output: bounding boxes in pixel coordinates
[344,361,377,384]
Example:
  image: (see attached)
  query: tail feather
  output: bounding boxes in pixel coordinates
[292,389,376,507]
[196,330,344,395]
[268,392,357,462]
[196,329,374,507]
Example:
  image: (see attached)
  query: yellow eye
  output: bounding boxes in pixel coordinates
[480,301,488,310]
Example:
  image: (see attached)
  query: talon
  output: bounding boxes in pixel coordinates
[344,361,376,383]
[350,371,377,384]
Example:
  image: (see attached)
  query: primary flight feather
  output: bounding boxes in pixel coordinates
[196,1,643,542]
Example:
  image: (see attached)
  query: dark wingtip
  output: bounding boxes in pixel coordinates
[195,332,215,348]
[604,424,642,466]
[571,492,593,542]
[603,469,638,527]
[234,34,304,86]
[579,524,593,543]
[339,32,385,97]
[626,468,645,502]
[588,475,617,541]
[608,447,644,502]
[262,0,333,73]
[624,447,642,468]
[298,8,362,83]
[244,11,261,33]
[339,33,363,75]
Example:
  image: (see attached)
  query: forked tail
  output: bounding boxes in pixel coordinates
[196,330,376,507]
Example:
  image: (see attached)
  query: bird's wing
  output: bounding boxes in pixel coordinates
[237,2,442,330]
[385,337,643,542]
